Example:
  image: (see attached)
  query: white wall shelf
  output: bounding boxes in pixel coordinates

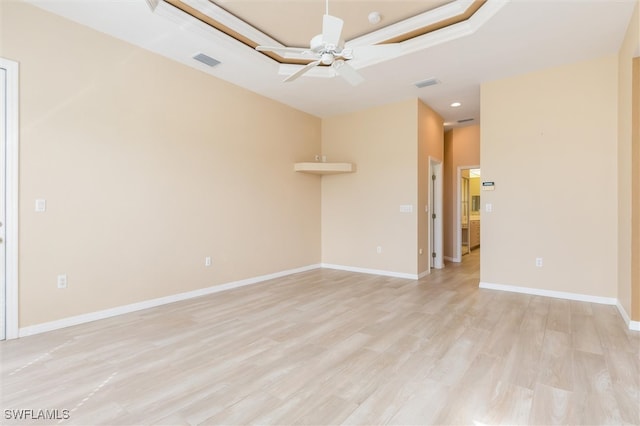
[294,162,355,175]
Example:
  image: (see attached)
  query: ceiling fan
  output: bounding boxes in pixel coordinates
[255,0,400,85]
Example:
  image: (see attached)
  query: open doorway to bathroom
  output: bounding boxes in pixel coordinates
[458,166,480,259]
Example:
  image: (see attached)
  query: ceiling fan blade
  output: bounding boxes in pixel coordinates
[350,44,401,61]
[322,14,343,46]
[283,60,321,82]
[256,45,309,55]
[332,60,364,86]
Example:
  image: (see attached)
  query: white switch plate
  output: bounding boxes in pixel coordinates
[485,203,493,213]
[57,274,67,289]
[35,199,46,212]
[400,205,413,213]
[205,257,212,267]
[535,258,543,268]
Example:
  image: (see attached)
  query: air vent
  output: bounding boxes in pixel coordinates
[414,78,440,88]
[457,118,474,123]
[193,53,221,67]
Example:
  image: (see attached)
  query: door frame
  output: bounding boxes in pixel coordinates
[429,157,444,269]
[1,57,19,340]
[455,164,480,263]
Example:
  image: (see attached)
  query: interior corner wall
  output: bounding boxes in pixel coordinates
[618,0,640,322]
[321,99,419,276]
[417,100,444,275]
[1,1,321,328]
[443,125,480,260]
[480,55,619,299]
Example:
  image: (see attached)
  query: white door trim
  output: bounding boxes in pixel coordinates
[455,164,480,263]
[1,57,19,340]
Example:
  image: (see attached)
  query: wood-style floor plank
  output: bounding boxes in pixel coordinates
[1,250,639,425]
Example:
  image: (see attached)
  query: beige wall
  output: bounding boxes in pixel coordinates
[618,1,640,322]
[443,125,480,259]
[417,101,444,274]
[2,1,321,327]
[617,0,635,322]
[481,55,619,298]
[321,99,442,276]
[321,99,419,275]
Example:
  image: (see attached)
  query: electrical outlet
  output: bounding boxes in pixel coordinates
[535,257,543,268]
[57,274,67,289]
[35,199,46,212]
[205,257,212,267]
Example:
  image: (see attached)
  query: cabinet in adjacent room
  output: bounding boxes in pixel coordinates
[470,219,480,249]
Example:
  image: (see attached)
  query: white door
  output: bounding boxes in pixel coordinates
[429,158,443,269]
[0,57,18,341]
[0,65,7,340]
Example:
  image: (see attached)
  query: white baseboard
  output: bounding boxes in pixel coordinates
[321,263,418,280]
[479,281,640,331]
[18,264,321,338]
[444,256,460,263]
[418,270,430,279]
[479,281,617,305]
[616,301,640,331]
[20,268,639,337]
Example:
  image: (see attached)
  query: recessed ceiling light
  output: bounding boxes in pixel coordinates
[450,102,462,108]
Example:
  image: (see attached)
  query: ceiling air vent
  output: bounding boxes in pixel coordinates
[414,78,440,88]
[193,53,221,67]
[457,118,474,123]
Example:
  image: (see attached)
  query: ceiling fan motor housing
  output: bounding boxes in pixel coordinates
[310,33,341,54]
[310,34,324,52]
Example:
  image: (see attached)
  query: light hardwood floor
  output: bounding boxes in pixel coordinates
[1,251,639,425]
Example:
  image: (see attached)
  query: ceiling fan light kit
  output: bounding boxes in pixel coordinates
[255,0,399,85]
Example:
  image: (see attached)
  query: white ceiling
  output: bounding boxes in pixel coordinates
[26,0,637,127]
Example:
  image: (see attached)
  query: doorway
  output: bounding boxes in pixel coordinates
[455,165,480,262]
[429,157,443,269]
[1,57,19,340]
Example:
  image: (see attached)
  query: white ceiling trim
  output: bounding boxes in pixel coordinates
[348,0,477,47]
[148,0,507,80]
[145,0,271,69]
[22,0,637,122]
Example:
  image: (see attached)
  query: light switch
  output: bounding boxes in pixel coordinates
[400,205,413,213]
[485,203,493,213]
[35,199,46,212]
